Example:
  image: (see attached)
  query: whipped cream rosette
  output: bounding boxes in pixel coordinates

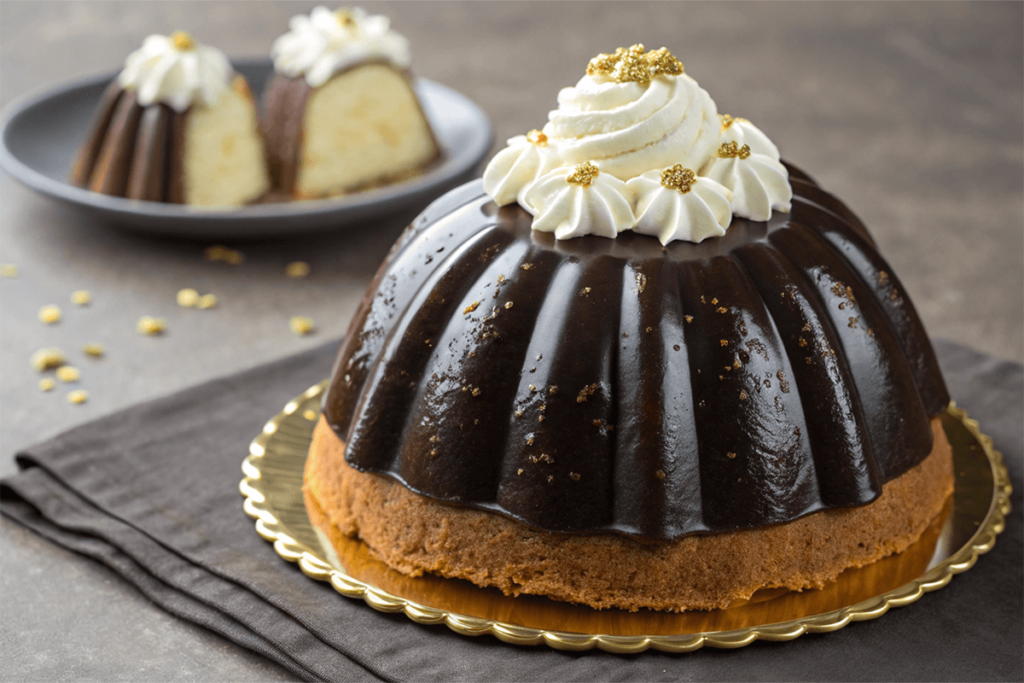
[627,165,733,245]
[118,31,232,112]
[700,141,792,222]
[272,6,411,87]
[523,162,635,240]
[482,45,792,244]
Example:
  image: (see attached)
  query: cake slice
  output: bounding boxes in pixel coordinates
[263,7,439,199]
[71,31,270,207]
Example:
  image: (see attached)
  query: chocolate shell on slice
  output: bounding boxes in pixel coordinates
[322,170,949,541]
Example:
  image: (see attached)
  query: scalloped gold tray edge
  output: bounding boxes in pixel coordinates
[240,380,1012,654]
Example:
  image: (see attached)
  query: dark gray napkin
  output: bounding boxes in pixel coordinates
[2,339,1021,682]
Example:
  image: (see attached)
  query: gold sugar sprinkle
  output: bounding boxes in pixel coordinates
[529,384,536,392]
[717,307,728,314]
[739,390,748,401]
[655,469,666,481]
[517,468,524,476]
[56,366,80,383]
[71,290,92,306]
[471,387,481,397]
[38,305,61,324]
[576,383,598,403]
[727,451,737,459]
[720,339,729,347]
[334,8,356,25]
[520,263,534,271]
[570,472,581,482]
[197,294,217,309]
[136,316,167,335]
[548,386,558,395]
[39,378,56,392]
[566,161,600,187]
[685,315,693,323]
[660,164,696,193]
[878,271,889,284]
[718,141,751,159]
[645,47,684,76]
[303,409,318,421]
[504,301,514,310]
[177,288,200,307]
[289,316,315,336]
[848,317,859,328]
[286,261,311,278]
[30,347,65,371]
[1,264,18,278]
[720,114,736,129]
[464,301,480,314]
[204,245,244,265]
[711,298,719,305]
[526,129,548,147]
[67,389,88,405]
[169,30,195,51]
[613,44,651,85]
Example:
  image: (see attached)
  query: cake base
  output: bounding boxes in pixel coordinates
[304,416,953,613]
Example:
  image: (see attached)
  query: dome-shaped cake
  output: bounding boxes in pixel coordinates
[71,31,270,207]
[305,45,953,612]
[262,7,439,199]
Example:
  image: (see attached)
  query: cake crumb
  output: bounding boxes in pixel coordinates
[177,288,200,307]
[38,305,61,324]
[67,389,88,405]
[39,378,55,392]
[289,316,315,336]
[56,366,80,383]
[137,316,166,335]
[30,347,65,371]
[286,261,311,278]
[71,290,92,306]
[577,383,598,402]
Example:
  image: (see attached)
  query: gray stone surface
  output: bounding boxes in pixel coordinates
[0,2,1021,681]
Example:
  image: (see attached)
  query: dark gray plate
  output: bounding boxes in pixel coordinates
[0,61,493,239]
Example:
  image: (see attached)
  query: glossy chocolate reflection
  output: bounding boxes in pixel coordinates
[323,168,949,541]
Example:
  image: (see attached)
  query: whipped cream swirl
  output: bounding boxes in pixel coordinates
[118,31,231,112]
[482,45,792,243]
[272,6,411,87]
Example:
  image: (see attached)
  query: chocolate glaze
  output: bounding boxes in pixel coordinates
[261,63,441,198]
[322,170,949,541]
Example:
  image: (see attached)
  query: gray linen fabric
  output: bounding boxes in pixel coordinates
[2,339,1021,682]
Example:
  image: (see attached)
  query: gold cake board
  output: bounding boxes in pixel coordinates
[240,380,1011,653]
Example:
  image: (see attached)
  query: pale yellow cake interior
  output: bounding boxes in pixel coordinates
[183,78,270,207]
[296,64,436,198]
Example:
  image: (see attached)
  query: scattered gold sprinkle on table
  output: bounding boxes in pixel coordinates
[38,378,55,392]
[177,288,200,307]
[136,316,167,335]
[205,245,244,265]
[71,290,92,305]
[286,261,311,278]
[56,366,80,383]
[1,264,18,278]
[289,316,315,336]
[197,293,217,309]
[67,389,88,405]
[38,305,61,324]
[83,343,105,357]
[30,347,65,371]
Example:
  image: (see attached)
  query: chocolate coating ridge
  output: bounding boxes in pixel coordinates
[323,169,949,541]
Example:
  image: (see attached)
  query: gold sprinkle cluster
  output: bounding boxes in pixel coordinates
[566,161,600,187]
[204,245,244,265]
[526,129,548,147]
[31,347,65,371]
[169,31,196,51]
[71,290,92,306]
[334,9,357,27]
[136,316,167,335]
[718,141,751,159]
[38,305,61,324]
[286,261,311,278]
[586,44,683,85]
[660,164,696,193]
[290,316,315,336]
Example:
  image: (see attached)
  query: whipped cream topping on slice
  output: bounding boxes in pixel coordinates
[118,31,232,112]
[482,44,792,243]
[627,167,733,245]
[523,163,636,240]
[272,6,411,87]
[482,131,556,206]
[700,142,792,222]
